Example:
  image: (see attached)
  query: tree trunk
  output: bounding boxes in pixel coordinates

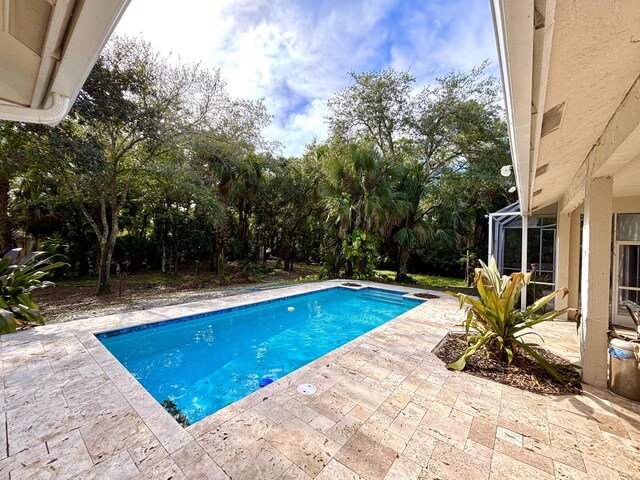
[216,248,225,276]
[78,192,123,296]
[283,248,291,272]
[215,223,228,276]
[210,231,216,271]
[0,173,11,255]
[97,237,115,295]
[345,261,354,278]
[395,248,410,282]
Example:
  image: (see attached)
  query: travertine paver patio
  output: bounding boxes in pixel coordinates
[1,280,639,479]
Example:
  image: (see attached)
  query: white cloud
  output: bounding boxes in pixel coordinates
[115,0,498,157]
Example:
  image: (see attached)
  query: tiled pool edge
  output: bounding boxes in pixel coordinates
[16,280,448,459]
[95,285,423,339]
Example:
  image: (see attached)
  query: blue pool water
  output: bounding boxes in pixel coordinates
[98,287,421,424]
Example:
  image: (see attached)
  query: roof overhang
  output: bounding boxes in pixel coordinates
[0,0,131,126]
[490,0,534,214]
[491,0,640,215]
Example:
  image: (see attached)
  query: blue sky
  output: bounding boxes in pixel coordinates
[116,0,498,157]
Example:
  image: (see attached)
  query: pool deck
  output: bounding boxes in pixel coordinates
[0,280,639,479]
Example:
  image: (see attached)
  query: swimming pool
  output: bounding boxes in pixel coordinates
[97,286,422,424]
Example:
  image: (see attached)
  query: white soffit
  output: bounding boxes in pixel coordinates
[533,0,640,211]
[0,0,131,125]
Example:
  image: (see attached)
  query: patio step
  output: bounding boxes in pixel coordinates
[358,291,405,305]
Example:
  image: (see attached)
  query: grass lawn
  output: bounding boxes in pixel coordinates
[35,262,323,324]
[375,269,468,289]
[35,262,471,324]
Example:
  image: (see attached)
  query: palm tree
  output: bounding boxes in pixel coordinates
[323,143,406,277]
[392,162,458,282]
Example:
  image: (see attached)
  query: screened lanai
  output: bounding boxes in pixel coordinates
[488,202,558,304]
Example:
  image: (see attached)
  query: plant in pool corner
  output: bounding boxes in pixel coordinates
[0,251,67,334]
[445,256,570,383]
[161,399,190,427]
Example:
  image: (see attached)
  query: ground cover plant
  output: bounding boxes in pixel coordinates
[0,252,66,333]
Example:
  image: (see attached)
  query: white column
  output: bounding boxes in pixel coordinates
[580,176,613,387]
[488,214,494,262]
[555,210,571,316]
[521,214,528,312]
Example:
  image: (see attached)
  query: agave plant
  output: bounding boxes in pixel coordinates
[445,256,569,382]
[0,251,67,334]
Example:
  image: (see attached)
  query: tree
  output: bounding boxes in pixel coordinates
[144,146,222,274]
[326,68,414,157]
[322,142,406,277]
[52,36,228,294]
[193,97,273,273]
[254,156,321,271]
[0,122,47,254]
[324,63,510,281]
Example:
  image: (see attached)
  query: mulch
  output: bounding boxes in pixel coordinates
[435,333,582,396]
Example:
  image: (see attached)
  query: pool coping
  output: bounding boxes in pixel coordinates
[94,285,424,339]
[1,280,451,458]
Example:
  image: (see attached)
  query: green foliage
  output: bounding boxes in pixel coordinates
[239,260,273,276]
[341,228,378,279]
[445,257,569,383]
[375,270,466,288]
[319,247,345,279]
[1,59,513,291]
[325,63,513,281]
[0,252,67,334]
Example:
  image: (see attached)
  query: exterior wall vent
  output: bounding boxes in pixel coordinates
[535,163,549,177]
[541,101,565,137]
[533,188,543,197]
[534,8,545,29]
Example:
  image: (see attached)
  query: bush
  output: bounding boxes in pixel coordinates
[342,229,378,279]
[239,260,273,276]
[0,251,67,334]
[445,256,569,383]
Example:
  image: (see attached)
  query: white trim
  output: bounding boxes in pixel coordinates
[521,214,528,312]
[0,92,69,125]
[31,0,76,108]
[491,0,534,214]
[48,0,132,123]
[0,0,131,125]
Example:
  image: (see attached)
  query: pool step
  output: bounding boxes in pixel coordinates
[358,291,405,305]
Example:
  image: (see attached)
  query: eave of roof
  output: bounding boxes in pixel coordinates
[0,0,131,126]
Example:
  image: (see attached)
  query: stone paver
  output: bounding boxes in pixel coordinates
[0,280,638,479]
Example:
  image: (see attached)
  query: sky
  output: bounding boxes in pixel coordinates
[115,0,499,157]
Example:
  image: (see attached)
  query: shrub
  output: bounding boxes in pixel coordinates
[0,251,67,334]
[342,228,378,279]
[445,256,569,383]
